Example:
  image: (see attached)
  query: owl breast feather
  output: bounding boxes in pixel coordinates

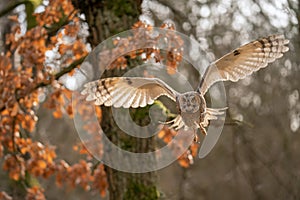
[180,110,202,128]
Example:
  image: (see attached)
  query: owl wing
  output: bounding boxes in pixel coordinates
[81,77,179,108]
[198,34,289,95]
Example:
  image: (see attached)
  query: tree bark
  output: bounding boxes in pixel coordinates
[71,0,159,199]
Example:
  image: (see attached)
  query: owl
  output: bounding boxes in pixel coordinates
[81,34,289,140]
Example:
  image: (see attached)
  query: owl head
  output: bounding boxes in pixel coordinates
[178,92,202,113]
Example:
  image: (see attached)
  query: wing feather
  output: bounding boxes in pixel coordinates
[81,77,178,108]
[199,34,289,94]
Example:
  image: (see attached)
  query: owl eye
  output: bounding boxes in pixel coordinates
[190,97,196,103]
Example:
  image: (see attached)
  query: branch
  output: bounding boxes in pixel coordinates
[0,56,86,112]
[225,119,254,128]
[45,9,78,37]
[33,56,86,89]
[0,0,32,18]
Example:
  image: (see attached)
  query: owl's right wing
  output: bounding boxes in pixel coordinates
[81,77,179,108]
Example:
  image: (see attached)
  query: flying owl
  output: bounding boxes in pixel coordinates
[81,34,289,140]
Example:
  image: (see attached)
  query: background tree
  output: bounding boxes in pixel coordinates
[70,1,161,199]
[0,0,299,200]
[143,1,299,199]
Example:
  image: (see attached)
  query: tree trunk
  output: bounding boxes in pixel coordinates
[71,1,159,199]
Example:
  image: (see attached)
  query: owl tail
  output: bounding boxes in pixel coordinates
[203,107,228,126]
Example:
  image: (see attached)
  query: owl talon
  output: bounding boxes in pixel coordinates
[82,35,289,137]
[162,115,185,130]
[199,123,207,136]
[194,133,200,144]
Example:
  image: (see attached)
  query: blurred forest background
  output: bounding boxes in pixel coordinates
[0,0,299,200]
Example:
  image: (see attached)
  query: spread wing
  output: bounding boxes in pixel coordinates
[198,34,289,95]
[81,77,179,108]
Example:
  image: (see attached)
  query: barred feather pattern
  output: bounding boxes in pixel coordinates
[81,77,178,108]
[199,34,289,95]
[81,34,289,134]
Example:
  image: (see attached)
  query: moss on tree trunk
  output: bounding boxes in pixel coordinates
[71,0,159,199]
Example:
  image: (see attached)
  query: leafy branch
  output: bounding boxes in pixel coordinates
[0,56,86,113]
[0,0,32,18]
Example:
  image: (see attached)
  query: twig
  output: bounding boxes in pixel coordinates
[33,56,86,89]
[0,0,31,18]
[0,56,86,113]
[225,119,254,128]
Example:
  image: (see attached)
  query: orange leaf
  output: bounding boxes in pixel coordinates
[158,129,166,138]
[0,144,3,157]
[37,160,47,169]
[178,158,189,168]
[167,66,176,75]
[53,109,62,118]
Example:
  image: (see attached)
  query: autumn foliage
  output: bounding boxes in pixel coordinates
[0,0,106,199]
[0,0,198,199]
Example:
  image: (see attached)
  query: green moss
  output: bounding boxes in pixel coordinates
[107,0,139,18]
[129,105,152,125]
[124,180,159,200]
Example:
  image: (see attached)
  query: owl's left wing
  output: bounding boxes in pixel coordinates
[198,34,289,95]
[81,77,179,108]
